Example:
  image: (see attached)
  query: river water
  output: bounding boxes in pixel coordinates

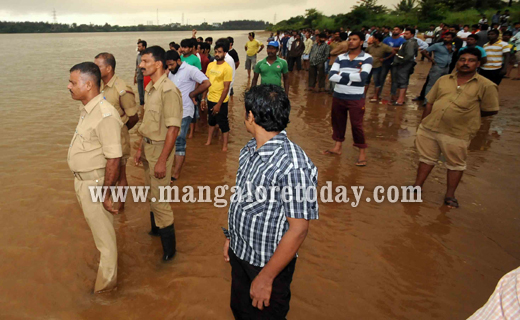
[0,30,519,319]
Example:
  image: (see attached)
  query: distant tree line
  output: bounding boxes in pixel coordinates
[270,1,520,31]
[0,20,271,34]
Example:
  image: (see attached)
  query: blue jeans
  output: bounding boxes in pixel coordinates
[379,64,398,96]
[175,116,193,156]
[424,65,449,102]
[367,66,382,87]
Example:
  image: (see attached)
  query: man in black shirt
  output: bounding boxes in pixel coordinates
[227,36,240,96]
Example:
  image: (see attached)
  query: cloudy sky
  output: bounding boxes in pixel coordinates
[1,0,400,26]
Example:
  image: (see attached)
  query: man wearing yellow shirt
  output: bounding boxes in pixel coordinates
[202,38,233,152]
[244,32,265,77]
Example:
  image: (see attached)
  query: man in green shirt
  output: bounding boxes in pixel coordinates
[180,38,202,70]
[251,41,289,93]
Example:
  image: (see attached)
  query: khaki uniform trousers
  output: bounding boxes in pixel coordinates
[141,141,175,228]
[121,125,131,166]
[74,169,117,292]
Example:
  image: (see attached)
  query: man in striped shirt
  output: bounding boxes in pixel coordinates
[323,31,373,167]
[481,29,511,85]
[223,85,318,319]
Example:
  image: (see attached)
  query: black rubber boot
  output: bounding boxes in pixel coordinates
[159,224,176,261]
[148,212,160,237]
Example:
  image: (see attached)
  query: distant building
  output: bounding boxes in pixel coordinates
[212,23,221,27]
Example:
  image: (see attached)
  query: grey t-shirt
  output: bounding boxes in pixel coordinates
[476,30,488,48]
[135,53,143,80]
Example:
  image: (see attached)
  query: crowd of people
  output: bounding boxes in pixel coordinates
[65,11,518,317]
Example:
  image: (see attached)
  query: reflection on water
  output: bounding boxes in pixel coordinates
[1,31,520,320]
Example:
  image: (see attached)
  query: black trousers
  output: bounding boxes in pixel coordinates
[207,101,230,133]
[479,69,503,85]
[287,56,302,71]
[229,249,297,320]
[308,64,326,89]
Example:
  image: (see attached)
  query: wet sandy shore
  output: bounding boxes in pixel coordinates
[1,31,519,319]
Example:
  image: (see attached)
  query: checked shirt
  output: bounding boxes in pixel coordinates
[223,130,319,267]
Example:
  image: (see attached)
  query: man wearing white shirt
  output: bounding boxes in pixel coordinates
[165,50,211,181]
[457,25,472,47]
[225,51,236,97]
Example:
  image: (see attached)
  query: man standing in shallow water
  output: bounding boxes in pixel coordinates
[94,52,139,210]
[134,46,183,261]
[223,84,318,319]
[413,48,499,208]
[67,62,122,293]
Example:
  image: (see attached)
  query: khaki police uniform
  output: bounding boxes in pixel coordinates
[101,75,138,166]
[68,94,123,293]
[138,73,182,229]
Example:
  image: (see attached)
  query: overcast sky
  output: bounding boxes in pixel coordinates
[1,0,400,26]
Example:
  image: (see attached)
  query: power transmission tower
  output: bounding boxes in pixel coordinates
[156,8,159,25]
[52,9,57,24]
[274,14,276,24]
[182,13,184,25]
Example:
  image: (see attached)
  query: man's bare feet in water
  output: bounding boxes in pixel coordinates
[322,141,342,155]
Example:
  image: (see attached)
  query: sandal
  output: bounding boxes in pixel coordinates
[356,160,367,167]
[322,150,342,155]
[444,197,459,208]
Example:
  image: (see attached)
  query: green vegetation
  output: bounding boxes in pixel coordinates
[270,1,520,31]
[0,20,271,34]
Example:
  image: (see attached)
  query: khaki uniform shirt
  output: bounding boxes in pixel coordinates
[101,75,138,124]
[423,73,499,140]
[68,94,123,172]
[366,43,394,68]
[138,73,183,141]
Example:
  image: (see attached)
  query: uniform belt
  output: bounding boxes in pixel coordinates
[73,168,105,181]
[143,137,164,145]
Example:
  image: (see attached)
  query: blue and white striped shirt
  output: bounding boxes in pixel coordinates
[329,51,373,100]
[224,130,319,267]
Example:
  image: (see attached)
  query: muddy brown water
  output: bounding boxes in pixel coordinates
[1,30,519,319]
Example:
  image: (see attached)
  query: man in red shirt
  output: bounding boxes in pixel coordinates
[198,42,211,74]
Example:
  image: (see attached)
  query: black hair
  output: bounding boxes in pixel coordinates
[169,41,176,47]
[444,32,456,39]
[165,50,181,62]
[472,24,479,28]
[488,29,499,36]
[394,25,403,31]
[197,37,203,42]
[458,47,482,61]
[70,62,101,88]
[172,43,180,50]
[340,32,348,41]
[94,52,116,71]
[464,24,470,28]
[138,40,147,48]
[481,24,489,31]
[467,34,479,40]
[180,38,192,48]
[404,27,415,35]
[249,32,255,38]
[190,38,198,48]
[349,31,365,41]
[244,85,290,132]
[373,32,385,42]
[205,37,213,43]
[503,31,513,37]
[142,46,167,69]
[227,36,234,44]
[201,42,210,51]
[318,33,327,38]
[214,38,230,52]
[515,22,520,25]
[430,24,435,27]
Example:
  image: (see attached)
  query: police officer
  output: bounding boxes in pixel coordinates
[134,46,182,261]
[94,53,139,210]
[67,62,123,293]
